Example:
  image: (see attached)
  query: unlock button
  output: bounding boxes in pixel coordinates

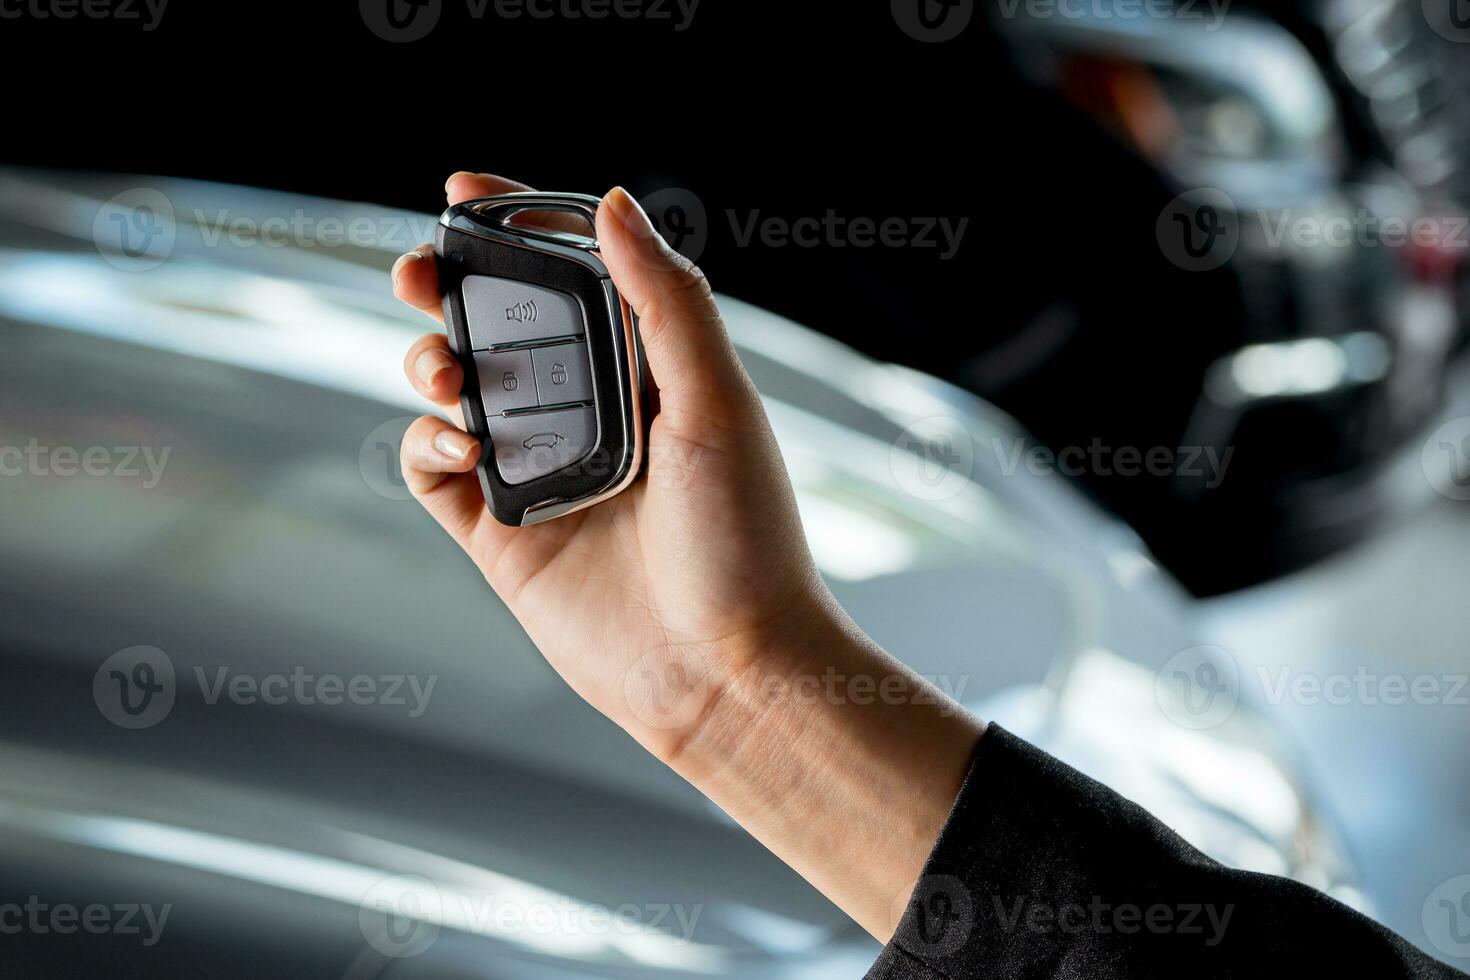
[532,342,594,405]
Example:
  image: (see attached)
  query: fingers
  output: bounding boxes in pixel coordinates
[402,415,479,484]
[393,174,536,321]
[595,187,750,407]
[392,245,443,322]
[403,332,463,406]
[445,171,534,206]
[399,415,487,541]
[447,170,591,236]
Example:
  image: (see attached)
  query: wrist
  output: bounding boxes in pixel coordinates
[666,592,986,941]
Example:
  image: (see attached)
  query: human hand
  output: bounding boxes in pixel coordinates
[391,172,828,762]
[391,172,983,942]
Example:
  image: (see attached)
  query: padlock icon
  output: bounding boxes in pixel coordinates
[502,371,519,392]
[550,363,568,386]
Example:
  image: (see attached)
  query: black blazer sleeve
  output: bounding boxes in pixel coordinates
[866,724,1465,979]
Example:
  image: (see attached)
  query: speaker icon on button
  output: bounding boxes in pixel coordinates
[505,300,538,323]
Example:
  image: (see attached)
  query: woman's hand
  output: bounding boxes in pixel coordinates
[391,172,984,942]
[391,172,826,762]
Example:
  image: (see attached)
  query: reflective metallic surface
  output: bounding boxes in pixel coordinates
[0,171,1351,976]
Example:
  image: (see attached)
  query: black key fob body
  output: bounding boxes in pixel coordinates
[436,193,648,526]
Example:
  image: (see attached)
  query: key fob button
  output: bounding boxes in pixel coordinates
[473,350,538,416]
[531,342,594,406]
[462,275,584,349]
[488,407,598,486]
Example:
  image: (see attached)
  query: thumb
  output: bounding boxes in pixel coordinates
[596,187,749,405]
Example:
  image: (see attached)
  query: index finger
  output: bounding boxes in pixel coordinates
[444,172,593,236]
[446,171,535,205]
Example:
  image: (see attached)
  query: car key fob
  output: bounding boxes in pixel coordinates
[436,192,649,526]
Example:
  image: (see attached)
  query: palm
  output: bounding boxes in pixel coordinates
[463,410,794,736]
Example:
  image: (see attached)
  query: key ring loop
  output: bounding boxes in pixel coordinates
[468,192,602,248]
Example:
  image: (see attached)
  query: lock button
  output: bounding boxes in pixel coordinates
[531,341,594,406]
[473,349,538,415]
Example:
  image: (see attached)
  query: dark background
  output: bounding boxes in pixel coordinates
[14,0,1449,595]
[3,0,1193,364]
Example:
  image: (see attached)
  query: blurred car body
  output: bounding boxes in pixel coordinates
[988,3,1464,595]
[0,172,1358,976]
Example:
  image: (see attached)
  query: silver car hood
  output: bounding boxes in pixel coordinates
[0,172,1349,976]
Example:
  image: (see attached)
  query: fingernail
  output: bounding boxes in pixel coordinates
[391,250,423,282]
[415,348,456,387]
[605,186,656,241]
[445,171,475,192]
[434,430,474,460]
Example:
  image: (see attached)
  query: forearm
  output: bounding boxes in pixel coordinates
[668,596,986,941]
